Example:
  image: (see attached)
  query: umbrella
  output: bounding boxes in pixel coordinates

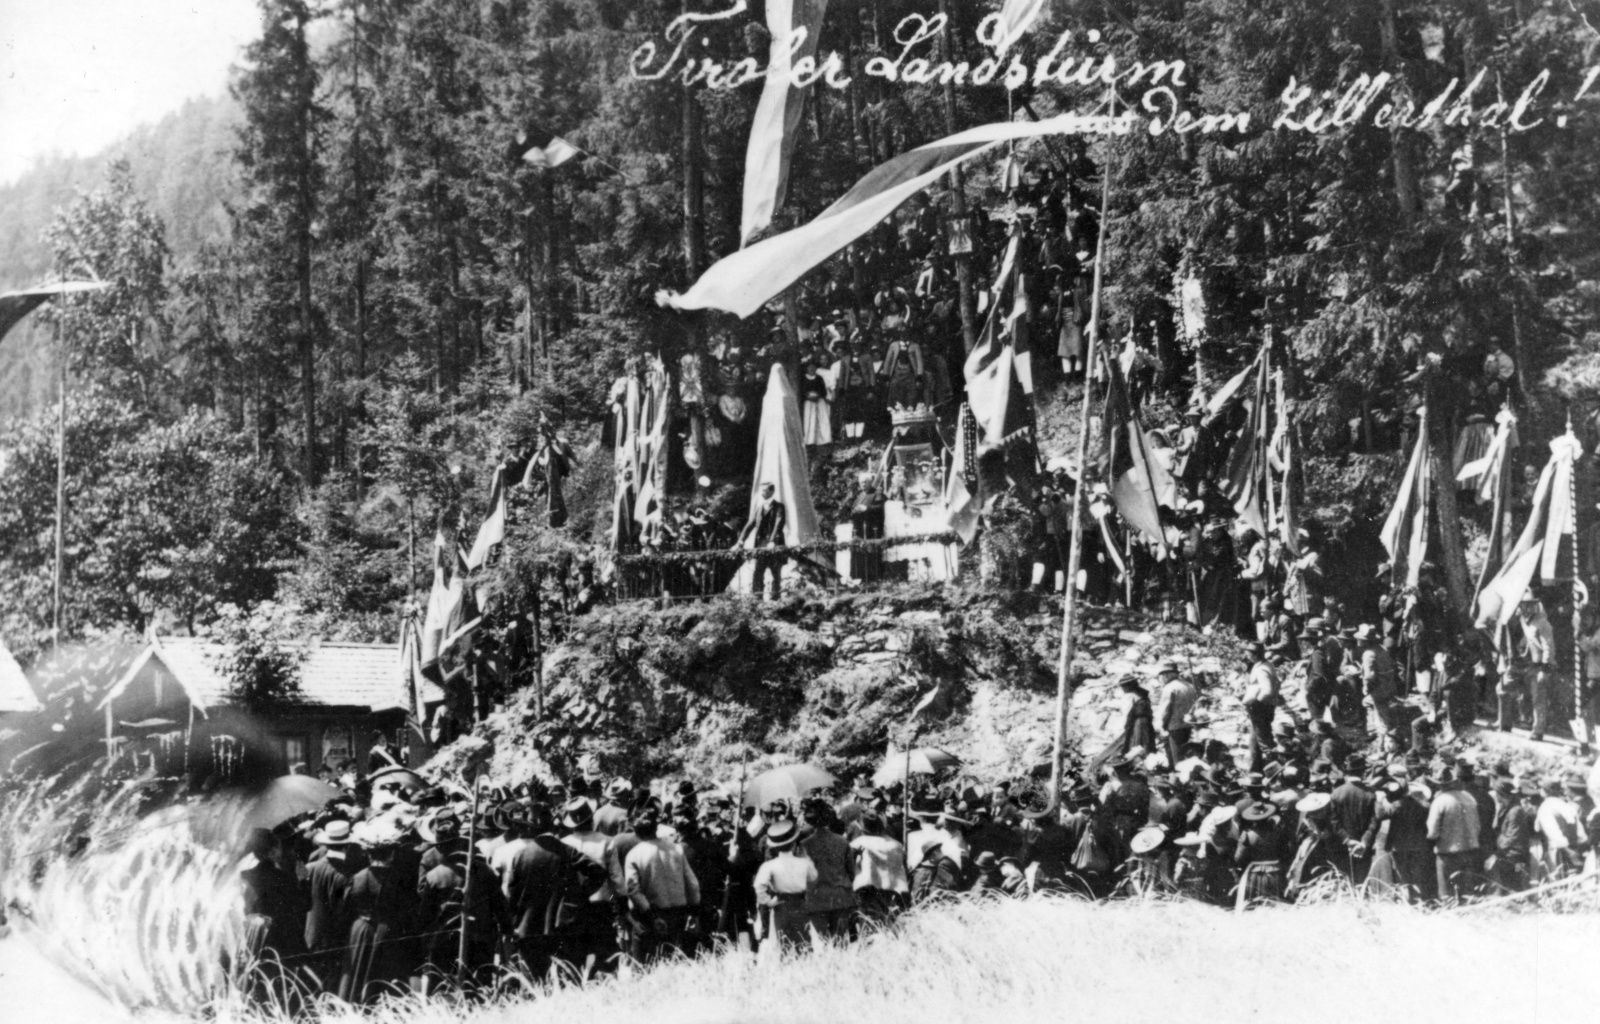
[873,747,961,787]
[241,775,342,831]
[742,763,836,808]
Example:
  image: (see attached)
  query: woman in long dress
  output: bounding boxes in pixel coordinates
[801,355,836,447]
[339,840,413,1003]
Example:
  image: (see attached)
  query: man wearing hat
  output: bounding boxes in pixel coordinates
[558,798,619,972]
[800,801,857,937]
[1302,617,1340,723]
[1426,766,1482,900]
[1152,659,1199,769]
[417,813,513,985]
[1242,642,1283,772]
[1328,755,1377,884]
[304,818,360,990]
[1356,624,1402,745]
[239,827,306,994]
[501,803,608,977]
[850,813,909,923]
[1490,781,1539,892]
[595,778,633,837]
[623,810,701,962]
[1534,775,1586,879]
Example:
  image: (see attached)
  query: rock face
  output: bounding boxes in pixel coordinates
[427,586,1259,791]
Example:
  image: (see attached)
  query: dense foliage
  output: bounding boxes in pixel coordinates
[0,0,1597,662]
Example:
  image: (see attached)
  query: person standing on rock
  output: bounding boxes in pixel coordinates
[739,482,788,599]
[1242,643,1283,772]
[1153,659,1198,769]
[1301,618,1340,723]
[1354,624,1402,746]
[1117,675,1157,759]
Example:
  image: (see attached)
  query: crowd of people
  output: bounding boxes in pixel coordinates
[237,662,1600,1011]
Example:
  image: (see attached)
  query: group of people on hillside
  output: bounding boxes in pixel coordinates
[235,665,1599,1011]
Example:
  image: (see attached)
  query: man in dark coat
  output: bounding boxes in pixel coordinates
[1302,617,1340,722]
[238,827,307,1001]
[502,803,608,977]
[594,779,633,837]
[1491,782,1539,892]
[739,482,788,598]
[304,820,360,990]
[1327,757,1377,884]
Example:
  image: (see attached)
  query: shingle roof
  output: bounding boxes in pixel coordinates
[0,637,40,714]
[102,636,418,714]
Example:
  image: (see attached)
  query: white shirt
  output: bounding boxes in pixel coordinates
[849,835,909,893]
[562,829,614,902]
[1157,677,1199,730]
[1535,797,1583,851]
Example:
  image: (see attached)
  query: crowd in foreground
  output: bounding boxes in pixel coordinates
[238,703,1600,1009]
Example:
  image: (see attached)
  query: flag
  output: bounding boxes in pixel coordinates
[945,404,982,545]
[0,280,109,345]
[962,235,1037,498]
[1457,406,1517,507]
[420,531,452,668]
[514,124,580,168]
[441,544,480,658]
[465,466,508,571]
[1100,347,1170,555]
[1222,347,1271,536]
[1379,407,1431,589]
[740,0,830,245]
[658,111,1118,318]
[0,632,40,714]
[1476,429,1583,628]
[962,235,1021,382]
[633,356,673,546]
[1273,369,1302,556]
[994,0,1048,53]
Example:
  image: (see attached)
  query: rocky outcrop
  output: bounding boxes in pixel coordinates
[427,586,1259,790]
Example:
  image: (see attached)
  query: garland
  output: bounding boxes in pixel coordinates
[614,532,961,567]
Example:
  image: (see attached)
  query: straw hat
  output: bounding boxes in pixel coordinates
[766,819,800,850]
[1130,826,1166,855]
[313,819,354,846]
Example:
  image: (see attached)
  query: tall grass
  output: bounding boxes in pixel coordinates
[219,893,1600,1024]
[5,772,1598,1024]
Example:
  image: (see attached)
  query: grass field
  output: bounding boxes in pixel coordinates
[218,893,1600,1024]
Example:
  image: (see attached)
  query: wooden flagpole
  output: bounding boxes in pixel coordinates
[1040,91,1118,815]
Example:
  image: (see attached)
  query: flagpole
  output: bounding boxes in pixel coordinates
[53,317,66,655]
[1040,91,1117,816]
[1567,416,1587,751]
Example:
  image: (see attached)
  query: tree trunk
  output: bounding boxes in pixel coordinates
[295,7,318,484]
[1426,383,1472,623]
[1379,0,1422,219]
[682,74,706,279]
[940,0,978,353]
